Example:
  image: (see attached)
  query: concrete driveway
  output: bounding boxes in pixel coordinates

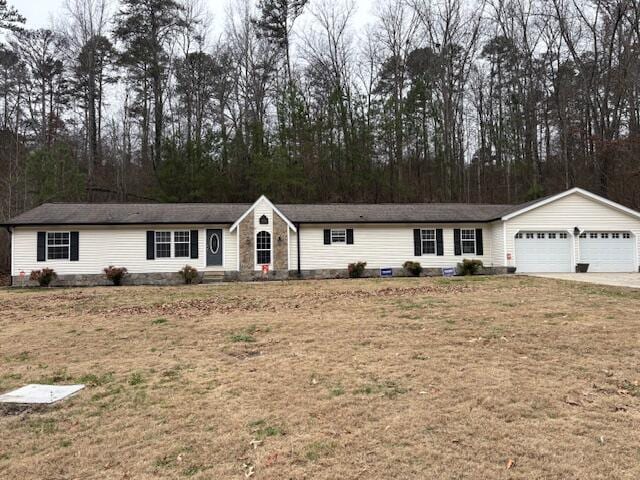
[527,273,640,289]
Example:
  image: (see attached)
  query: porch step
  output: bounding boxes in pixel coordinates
[201,271,225,284]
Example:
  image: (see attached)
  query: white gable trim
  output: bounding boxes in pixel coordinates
[502,188,640,221]
[230,195,297,232]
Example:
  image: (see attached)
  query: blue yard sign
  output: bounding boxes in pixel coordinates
[380,268,393,277]
[442,267,456,277]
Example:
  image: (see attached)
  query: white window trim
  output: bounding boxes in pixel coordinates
[46,231,71,261]
[174,231,191,258]
[420,229,437,255]
[330,229,347,244]
[461,229,476,255]
[155,231,172,258]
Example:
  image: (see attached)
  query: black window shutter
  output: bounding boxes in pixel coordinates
[475,228,484,256]
[436,229,444,256]
[454,229,462,256]
[190,230,199,259]
[147,231,155,260]
[323,229,331,245]
[346,229,354,244]
[413,229,422,256]
[70,232,79,261]
[37,232,46,262]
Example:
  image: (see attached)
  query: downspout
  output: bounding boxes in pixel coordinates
[296,223,301,277]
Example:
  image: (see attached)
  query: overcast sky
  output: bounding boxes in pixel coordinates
[10,0,375,33]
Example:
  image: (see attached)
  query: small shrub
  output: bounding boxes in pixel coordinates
[403,261,423,277]
[104,266,128,286]
[128,372,144,386]
[230,333,256,343]
[347,261,367,278]
[457,259,483,276]
[29,268,57,287]
[248,419,285,440]
[179,265,199,284]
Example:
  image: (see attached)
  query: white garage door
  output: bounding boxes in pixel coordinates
[515,232,572,273]
[579,232,636,272]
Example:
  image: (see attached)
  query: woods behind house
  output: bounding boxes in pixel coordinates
[2,0,640,240]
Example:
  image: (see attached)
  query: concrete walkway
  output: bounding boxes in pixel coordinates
[528,273,640,289]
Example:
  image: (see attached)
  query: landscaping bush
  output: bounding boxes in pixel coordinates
[348,261,367,278]
[457,259,483,276]
[403,261,423,277]
[30,268,57,287]
[179,265,199,284]
[104,266,128,286]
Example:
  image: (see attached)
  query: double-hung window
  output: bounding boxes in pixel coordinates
[155,232,171,258]
[47,232,70,260]
[420,229,436,255]
[330,229,347,244]
[174,231,190,257]
[461,229,476,254]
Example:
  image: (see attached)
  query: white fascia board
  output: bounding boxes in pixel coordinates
[501,187,640,221]
[229,195,297,233]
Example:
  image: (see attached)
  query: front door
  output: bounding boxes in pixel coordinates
[206,229,223,266]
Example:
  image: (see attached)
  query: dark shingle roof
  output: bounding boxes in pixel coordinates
[277,203,522,223]
[5,200,531,226]
[6,203,252,226]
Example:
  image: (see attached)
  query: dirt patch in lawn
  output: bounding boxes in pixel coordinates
[1,276,639,479]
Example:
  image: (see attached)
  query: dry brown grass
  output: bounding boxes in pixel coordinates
[1,276,640,479]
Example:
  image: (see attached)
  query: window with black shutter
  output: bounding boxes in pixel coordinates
[461,229,476,254]
[47,232,71,260]
[174,231,190,258]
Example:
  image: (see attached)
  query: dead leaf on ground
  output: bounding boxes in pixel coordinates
[564,395,581,406]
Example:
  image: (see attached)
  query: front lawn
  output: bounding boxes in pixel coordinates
[0,276,639,479]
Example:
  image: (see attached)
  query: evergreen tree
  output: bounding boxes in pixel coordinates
[114,0,185,169]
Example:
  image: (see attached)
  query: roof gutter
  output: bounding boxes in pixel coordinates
[5,222,236,227]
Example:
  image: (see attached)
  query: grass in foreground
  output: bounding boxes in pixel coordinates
[0,276,640,479]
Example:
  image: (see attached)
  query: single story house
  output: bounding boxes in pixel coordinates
[3,187,640,286]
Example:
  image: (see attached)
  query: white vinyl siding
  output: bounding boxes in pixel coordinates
[489,221,505,266]
[297,224,491,270]
[504,192,640,271]
[289,230,298,270]
[12,225,237,275]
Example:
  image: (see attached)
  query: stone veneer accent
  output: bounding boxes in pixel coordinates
[11,266,515,287]
[272,214,289,271]
[239,213,254,272]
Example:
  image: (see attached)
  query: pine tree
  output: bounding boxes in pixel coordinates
[114,0,185,169]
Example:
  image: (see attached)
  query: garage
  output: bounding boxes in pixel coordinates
[578,232,636,272]
[514,231,572,273]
